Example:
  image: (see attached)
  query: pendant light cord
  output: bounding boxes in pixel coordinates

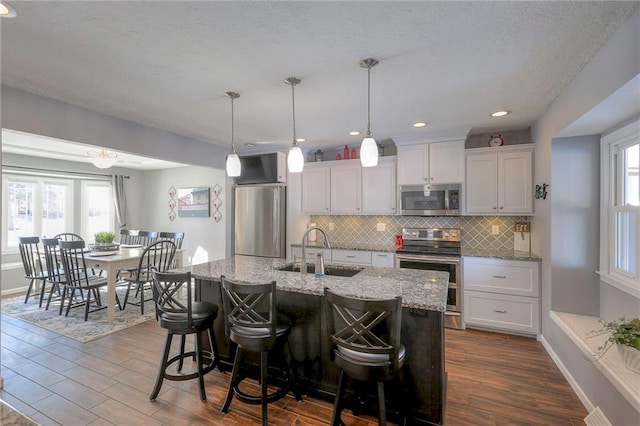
[291,82,298,146]
[366,65,372,137]
[230,95,236,154]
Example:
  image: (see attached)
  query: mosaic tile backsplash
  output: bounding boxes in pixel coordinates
[310,215,530,250]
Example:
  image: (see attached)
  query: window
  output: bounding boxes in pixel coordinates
[81,181,114,241]
[2,175,73,250]
[601,119,640,296]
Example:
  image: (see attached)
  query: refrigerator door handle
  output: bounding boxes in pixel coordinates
[273,187,280,255]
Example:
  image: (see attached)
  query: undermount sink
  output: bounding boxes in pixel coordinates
[276,263,364,278]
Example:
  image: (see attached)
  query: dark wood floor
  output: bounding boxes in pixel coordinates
[0,311,587,425]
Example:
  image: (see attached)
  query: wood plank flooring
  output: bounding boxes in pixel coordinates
[1,312,587,425]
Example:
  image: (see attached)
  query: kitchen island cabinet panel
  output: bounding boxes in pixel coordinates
[189,256,448,425]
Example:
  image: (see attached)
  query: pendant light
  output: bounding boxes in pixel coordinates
[359,58,379,167]
[225,91,241,177]
[285,77,304,173]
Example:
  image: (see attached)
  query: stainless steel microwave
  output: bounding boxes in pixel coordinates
[399,184,461,216]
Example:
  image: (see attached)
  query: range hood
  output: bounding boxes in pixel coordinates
[233,152,287,185]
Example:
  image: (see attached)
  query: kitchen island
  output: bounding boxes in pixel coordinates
[187,255,448,425]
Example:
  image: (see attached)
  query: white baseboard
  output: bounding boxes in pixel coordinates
[1,286,28,298]
[539,334,594,412]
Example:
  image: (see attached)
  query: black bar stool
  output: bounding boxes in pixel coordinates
[324,287,406,426]
[220,276,302,426]
[149,270,220,401]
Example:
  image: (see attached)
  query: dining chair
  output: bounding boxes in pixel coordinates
[158,232,184,249]
[118,229,140,245]
[149,269,220,401]
[41,237,67,313]
[54,232,84,242]
[324,288,405,426]
[137,231,159,247]
[58,240,120,321]
[121,240,176,314]
[18,236,48,305]
[220,276,301,426]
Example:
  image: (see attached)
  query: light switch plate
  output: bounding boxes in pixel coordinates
[491,225,499,235]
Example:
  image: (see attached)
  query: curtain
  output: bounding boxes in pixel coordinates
[112,174,127,229]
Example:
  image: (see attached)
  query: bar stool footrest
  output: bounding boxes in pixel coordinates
[163,350,217,382]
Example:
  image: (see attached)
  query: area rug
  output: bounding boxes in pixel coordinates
[1,289,156,343]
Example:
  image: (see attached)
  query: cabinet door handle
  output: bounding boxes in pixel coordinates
[346,255,356,258]
[377,254,387,257]
[499,206,504,210]
[493,275,507,279]
[356,207,360,210]
[494,310,507,314]
[492,206,497,210]
[325,208,329,211]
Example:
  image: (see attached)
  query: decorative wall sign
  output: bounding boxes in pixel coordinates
[168,186,177,221]
[211,184,223,222]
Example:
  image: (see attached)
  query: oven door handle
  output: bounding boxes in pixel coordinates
[396,254,460,264]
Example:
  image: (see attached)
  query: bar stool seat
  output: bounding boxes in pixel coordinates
[220,276,301,426]
[324,287,406,426]
[149,270,220,402]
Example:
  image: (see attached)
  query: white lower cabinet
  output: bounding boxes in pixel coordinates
[463,257,540,335]
[332,249,372,265]
[371,251,395,267]
[290,246,395,268]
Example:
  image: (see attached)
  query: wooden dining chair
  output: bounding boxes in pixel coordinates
[137,231,159,247]
[58,240,120,321]
[54,232,84,242]
[121,240,176,314]
[159,232,184,249]
[41,237,67,313]
[118,229,140,245]
[18,236,48,305]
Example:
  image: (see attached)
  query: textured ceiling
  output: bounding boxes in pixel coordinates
[1,1,638,159]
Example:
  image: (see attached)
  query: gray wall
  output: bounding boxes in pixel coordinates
[532,9,639,422]
[551,136,600,315]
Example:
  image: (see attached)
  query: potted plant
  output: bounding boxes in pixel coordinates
[591,317,640,373]
[94,231,116,245]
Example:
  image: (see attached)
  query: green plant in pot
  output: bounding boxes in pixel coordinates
[94,231,116,245]
[591,317,640,373]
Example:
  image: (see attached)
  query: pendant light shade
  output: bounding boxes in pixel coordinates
[225,91,241,177]
[285,77,304,173]
[360,58,379,168]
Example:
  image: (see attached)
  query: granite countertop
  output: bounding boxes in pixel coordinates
[461,248,542,262]
[0,400,38,426]
[291,241,396,252]
[185,255,448,312]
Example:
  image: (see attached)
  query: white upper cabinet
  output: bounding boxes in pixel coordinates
[465,145,533,215]
[301,165,331,214]
[362,157,397,214]
[331,164,362,213]
[301,157,397,215]
[397,140,465,185]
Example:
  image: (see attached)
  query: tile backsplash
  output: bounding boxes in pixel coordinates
[310,215,530,250]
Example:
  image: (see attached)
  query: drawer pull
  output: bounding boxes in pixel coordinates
[494,309,507,314]
[377,254,387,257]
[346,255,356,258]
[492,275,507,279]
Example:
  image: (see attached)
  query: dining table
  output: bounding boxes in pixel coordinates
[83,245,183,320]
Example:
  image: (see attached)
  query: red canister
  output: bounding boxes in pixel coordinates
[351,148,357,159]
[343,145,350,160]
[395,234,403,249]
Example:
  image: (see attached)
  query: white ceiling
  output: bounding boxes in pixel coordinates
[1,1,638,168]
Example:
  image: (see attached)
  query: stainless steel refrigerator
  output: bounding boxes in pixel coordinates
[234,185,286,258]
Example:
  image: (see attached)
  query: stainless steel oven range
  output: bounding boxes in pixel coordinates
[395,227,463,329]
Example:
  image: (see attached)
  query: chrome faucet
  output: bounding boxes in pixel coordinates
[300,226,331,275]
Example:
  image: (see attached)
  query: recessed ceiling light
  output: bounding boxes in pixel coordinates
[413,122,427,128]
[491,110,509,117]
[296,138,306,143]
[349,131,361,136]
[0,2,16,17]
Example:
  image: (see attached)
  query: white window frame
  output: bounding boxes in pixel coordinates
[599,118,640,298]
[80,180,115,242]
[2,174,74,253]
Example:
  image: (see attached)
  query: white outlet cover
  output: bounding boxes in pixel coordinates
[329,222,334,231]
[376,223,386,232]
[491,225,499,235]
